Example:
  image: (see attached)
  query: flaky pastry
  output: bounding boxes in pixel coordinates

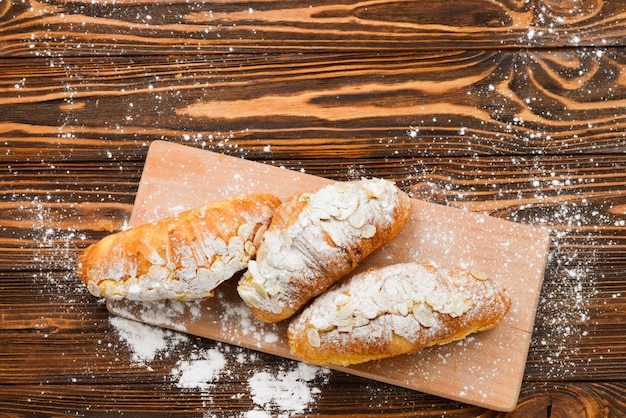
[77,193,281,301]
[237,178,412,323]
[288,262,512,366]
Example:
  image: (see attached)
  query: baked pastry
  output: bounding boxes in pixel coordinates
[287,262,512,366]
[77,193,281,301]
[237,178,412,323]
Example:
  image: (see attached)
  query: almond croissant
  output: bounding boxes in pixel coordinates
[237,178,412,323]
[77,193,281,301]
[288,262,511,366]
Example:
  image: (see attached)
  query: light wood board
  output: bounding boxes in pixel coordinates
[108,140,551,412]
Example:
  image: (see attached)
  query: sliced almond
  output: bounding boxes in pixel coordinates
[246,278,269,299]
[348,211,367,228]
[413,304,437,328]
[307,328,321,348]
[470,269,489,281]
[238,285,262,308]
[360,224,376,238]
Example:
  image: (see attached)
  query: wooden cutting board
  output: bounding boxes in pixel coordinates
[108,140,551,412]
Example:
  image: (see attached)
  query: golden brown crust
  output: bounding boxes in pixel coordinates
[76,193,281,301]
[287,262,512,366]
[237,178,412,323]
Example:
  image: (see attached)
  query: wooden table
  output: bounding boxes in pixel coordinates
[1,1,625,416]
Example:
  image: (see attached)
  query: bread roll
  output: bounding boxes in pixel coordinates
[77,193,281,301]
[288,262,512,366]
[237,178,412,323]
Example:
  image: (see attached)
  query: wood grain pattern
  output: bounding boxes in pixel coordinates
[1,0,625,57]
[2,0,626,414]
[1,159,625,413]
[2,156,625,379]
[0,382,624,416]
[2,49,625,163]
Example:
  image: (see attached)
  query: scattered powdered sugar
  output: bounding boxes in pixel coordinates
[172,348,227,389]
[110,314,229,396]
[238,178,409,319]
[246,362,330,416]
[107,310,330,415]
[139,299,202,332]
[109,316,188,365]
[216,289,284,346]
[531,256,599,379]
[16,127,617,413]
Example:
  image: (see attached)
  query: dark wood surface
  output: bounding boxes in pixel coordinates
[1,0,625,416]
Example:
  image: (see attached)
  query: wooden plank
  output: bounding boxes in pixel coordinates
[1,381,625,416]
[1,268,624,392]
[3,151,626,273]
[2,49,625,163]
[1,1,625,57]
[106,141,550,411]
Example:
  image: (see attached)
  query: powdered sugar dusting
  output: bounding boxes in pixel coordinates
[246,362,330,416]
[238,178,411,320]
[172,348,227,389]
[109,316,188,365]
[532,256,599,379]
[138,299,202,332]
[290,262,510,366]
[107,304,330,415]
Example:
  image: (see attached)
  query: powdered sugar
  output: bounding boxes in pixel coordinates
[246,362,330,416]
[109,316,188,365]
[107,308,329,415]
[138,299,202,332]
[290,262,511,366]
[238,178,411,320]
[172,348,227,389]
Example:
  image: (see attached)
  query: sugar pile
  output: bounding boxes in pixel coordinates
[246,362,329,416]
[109,316,188,365]
[172,348,227,390]
[108,315,329,415]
